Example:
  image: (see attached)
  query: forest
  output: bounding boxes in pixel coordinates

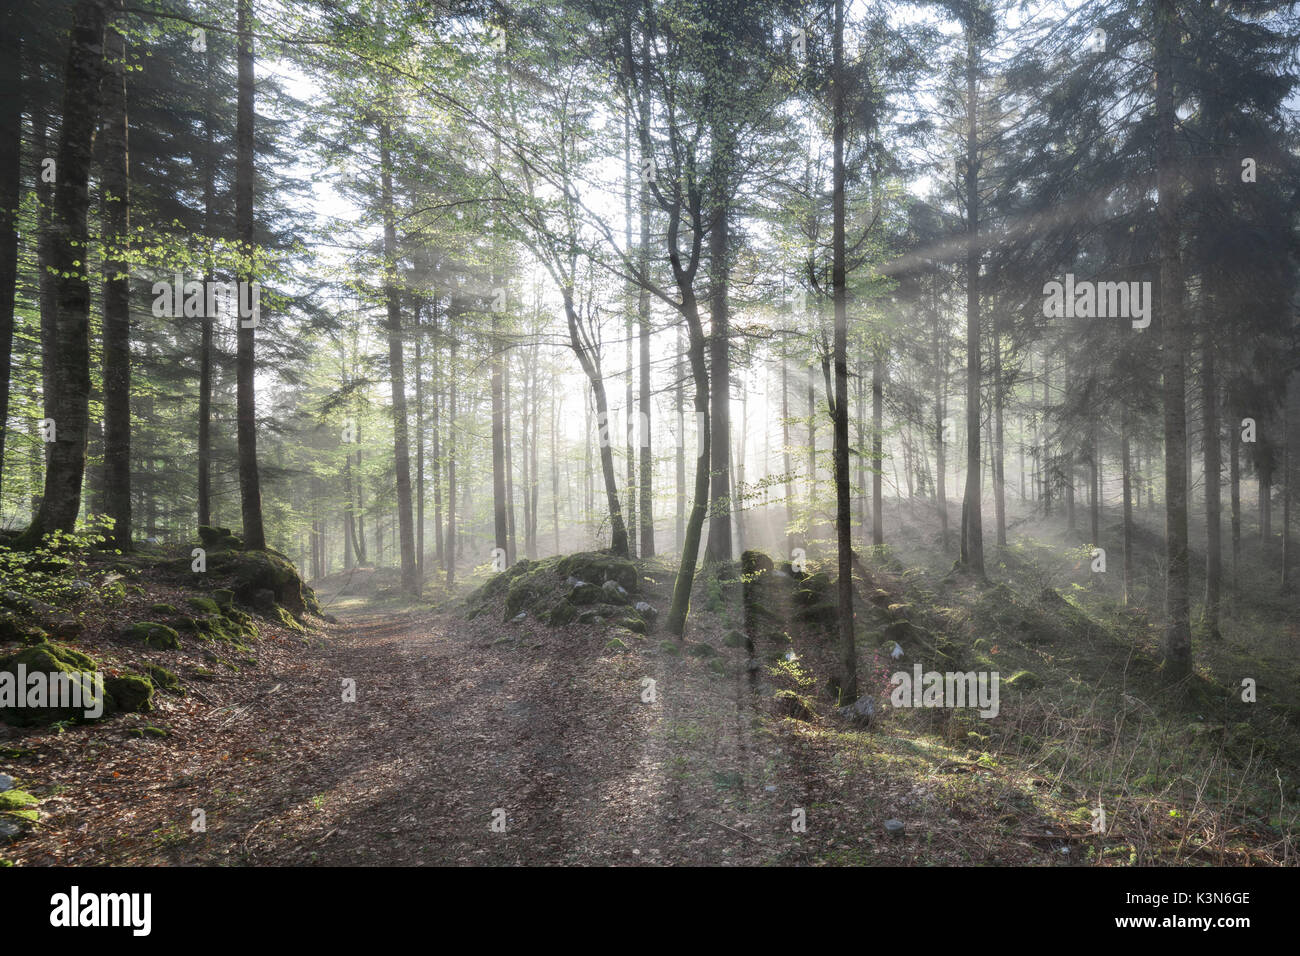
[0,0,1298,876]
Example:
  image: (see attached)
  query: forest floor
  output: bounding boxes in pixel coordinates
[3,505,1297,866]
[4,597,1074,865]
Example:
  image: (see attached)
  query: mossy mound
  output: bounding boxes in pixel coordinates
[0,643,152,725]
[555,552,638,593]
[122,622,182,650]
[741,550,775,576]
[773,690,818,722]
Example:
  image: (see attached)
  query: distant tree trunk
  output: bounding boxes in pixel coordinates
[379,121,416,592]
[705,160,732,565]
[1202,332,1221,637]
[782,344,793,553]
[100,21,131,550]
[504,359,518,565]
[829,0,856,703]
[958,19,984,577]
[551,387,560,554]
[1121,418,1133,605]
[872,344,884,546]
[992,315,1006,548]
[415,302,426,585]
[563,293,629,557]
[1156,0,1191,681]
[233,0,265,550]
[446,323,458,585]
[198,37,217,528]
[19,0,107,545]
[1089,429,1100,548]
[638,188,654,557]
[431,303,443,569]
[0,11,21,501]
[1230,423,1240,589]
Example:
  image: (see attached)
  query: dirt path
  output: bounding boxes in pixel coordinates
[10,603,813,865]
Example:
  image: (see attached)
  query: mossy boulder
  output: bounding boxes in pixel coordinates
[207,549,314,618]
[793,572,831,606]
[272,605,306,633]
[197,525,244,551]
[0,643,106,726]
[122,622,181,650]
[504,565,556,620]
[741,550,775,575]
[568,582,606,606]
[0,612,48,646]
[556,552,638,593]
[618,617,647,635]
[104,675,153,713]
[149,603,179,616]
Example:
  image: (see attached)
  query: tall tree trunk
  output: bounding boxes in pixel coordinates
[1121,417,1134,605]
[100,20,130,549]
[1230,422,1240,589]
[446,323,458,585]
[20,0,107,545]
[992,314,1006,547]
[1155,0,1192,681]
[198,36,217,528]
[1202,332,1221,637]
[959,19,984,576]
[638,182,654,556]
[872,345,884,546]
[830,0,856,702]
[666,295,710,636]
[504,358,518,564]
[233,0,265,550]
[415,301,425,585]
[379,121,416,592]
[0,10,22,501]
[705,157,732,565]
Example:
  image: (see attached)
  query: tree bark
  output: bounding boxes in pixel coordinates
[100,20,131,549]
[20,0,107,545]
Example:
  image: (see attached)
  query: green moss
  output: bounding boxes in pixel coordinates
[659,640,681,656]
[122,622,181,650]
[556,552,638,593]
[105,675,154,713]
[1005,670,1041,691]
[604,637,629,653]
[128,725,169,738]
[187,596,220,615]
[150,603,179,616]
[618,617,646,634]
[0,790,37,811]
[0,643,108,726]
[143,663,182,694]
[273,605,306,633]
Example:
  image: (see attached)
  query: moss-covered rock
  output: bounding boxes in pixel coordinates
[122,622,181,650]
[273,605,306,633]
[556,552,638,593]
[143,663,182,694]
[741,550,775,576]
[618,617,646,634]
[105,675,153,713]
[150,603,179,616]
[0,642,108,725]
[505,564,557,620]
[568,582,606,606]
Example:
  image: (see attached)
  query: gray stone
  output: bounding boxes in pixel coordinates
[884,818,905,836]
[601,580,630,603]
[0,820,21,839]
[634,601,657,619]
[565,576,587,589]
[510,611,527,623]
[837,695,877,727]
[0,774,13,792]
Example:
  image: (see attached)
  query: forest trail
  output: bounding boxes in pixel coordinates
[13,602,816,866]
[204,603,783,865]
